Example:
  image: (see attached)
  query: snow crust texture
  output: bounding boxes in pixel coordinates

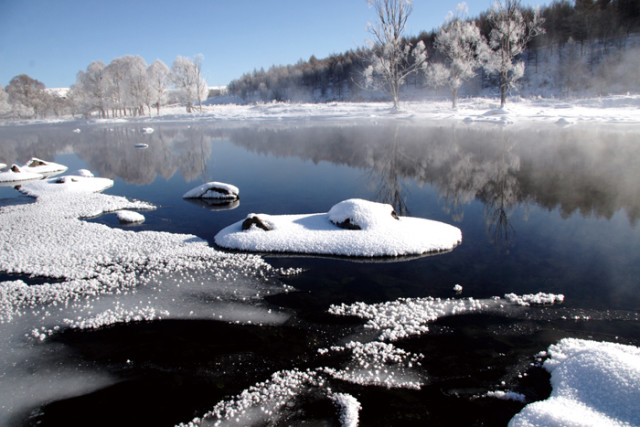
[510,338,640,427]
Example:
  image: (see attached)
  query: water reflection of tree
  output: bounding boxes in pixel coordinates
[369,124,410,215]
[477,130,520,250]
[2,122,639,228]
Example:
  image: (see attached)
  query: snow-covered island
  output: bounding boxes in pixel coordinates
[0,158,67,184]
[215,198,462,257]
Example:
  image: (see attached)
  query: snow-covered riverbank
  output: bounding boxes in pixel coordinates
[3,95,640,127]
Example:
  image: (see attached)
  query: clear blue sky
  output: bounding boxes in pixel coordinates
[0,0,550,89]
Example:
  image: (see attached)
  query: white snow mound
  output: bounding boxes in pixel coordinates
[0,165,43,183]
[116,210,145,224]
[215,199,462,257]
[19,174,114,196]
[21,157,68,175]
[510,338,640,427]
[183,181,239,200]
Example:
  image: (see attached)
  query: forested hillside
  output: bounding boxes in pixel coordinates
[225,0,640,103]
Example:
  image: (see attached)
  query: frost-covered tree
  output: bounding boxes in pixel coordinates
[171,55,208,112]
[365,0,428,110]
[147,59,170,115]
[6,74,49,118]
[71,61,109,118]
[0,85,11,116]
[486,0,544,107]
[434,3,489,108]
[123,55,149,116]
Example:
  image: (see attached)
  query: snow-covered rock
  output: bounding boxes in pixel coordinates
[21,157,68,175]
[140,127,154,134]
[215,199,462,257]
[183,181,239,200]
[115,210,145,224]
[328,198,398,230]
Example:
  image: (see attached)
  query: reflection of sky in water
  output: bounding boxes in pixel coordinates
[1,121,640,425]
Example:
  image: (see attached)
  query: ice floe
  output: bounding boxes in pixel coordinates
[215,198,462,257]
[183,181,239,200]
[510,338,640,427]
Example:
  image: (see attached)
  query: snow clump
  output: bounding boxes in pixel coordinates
[330,393,362,427]
[504,292,565,306]
[115,210,145,224]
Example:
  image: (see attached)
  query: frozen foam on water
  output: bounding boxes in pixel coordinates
[0,165,289,424]
[329,293,566,341]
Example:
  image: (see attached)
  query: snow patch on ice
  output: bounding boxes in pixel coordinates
[510,338,640,427]
[486,390,527,402]
[320,341,424,389]
[178,368,324,427]
[329,293,565,341]
[330,392,362,427]
[18,174,114,197]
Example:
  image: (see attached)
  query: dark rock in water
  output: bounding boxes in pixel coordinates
[332,218,362,230]
[331,208,399,230]
[242,215,271,231]
[25,158,47,167]
[10,164,20,173]
[54,176,79,183]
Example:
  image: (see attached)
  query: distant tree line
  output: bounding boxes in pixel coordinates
[1,0,639,119]
[0,55,208,119]
[228,0,640,105]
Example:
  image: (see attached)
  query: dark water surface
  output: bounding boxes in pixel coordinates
[1,119,639,426]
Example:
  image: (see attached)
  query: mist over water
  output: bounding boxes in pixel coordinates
[1,119,639,425]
